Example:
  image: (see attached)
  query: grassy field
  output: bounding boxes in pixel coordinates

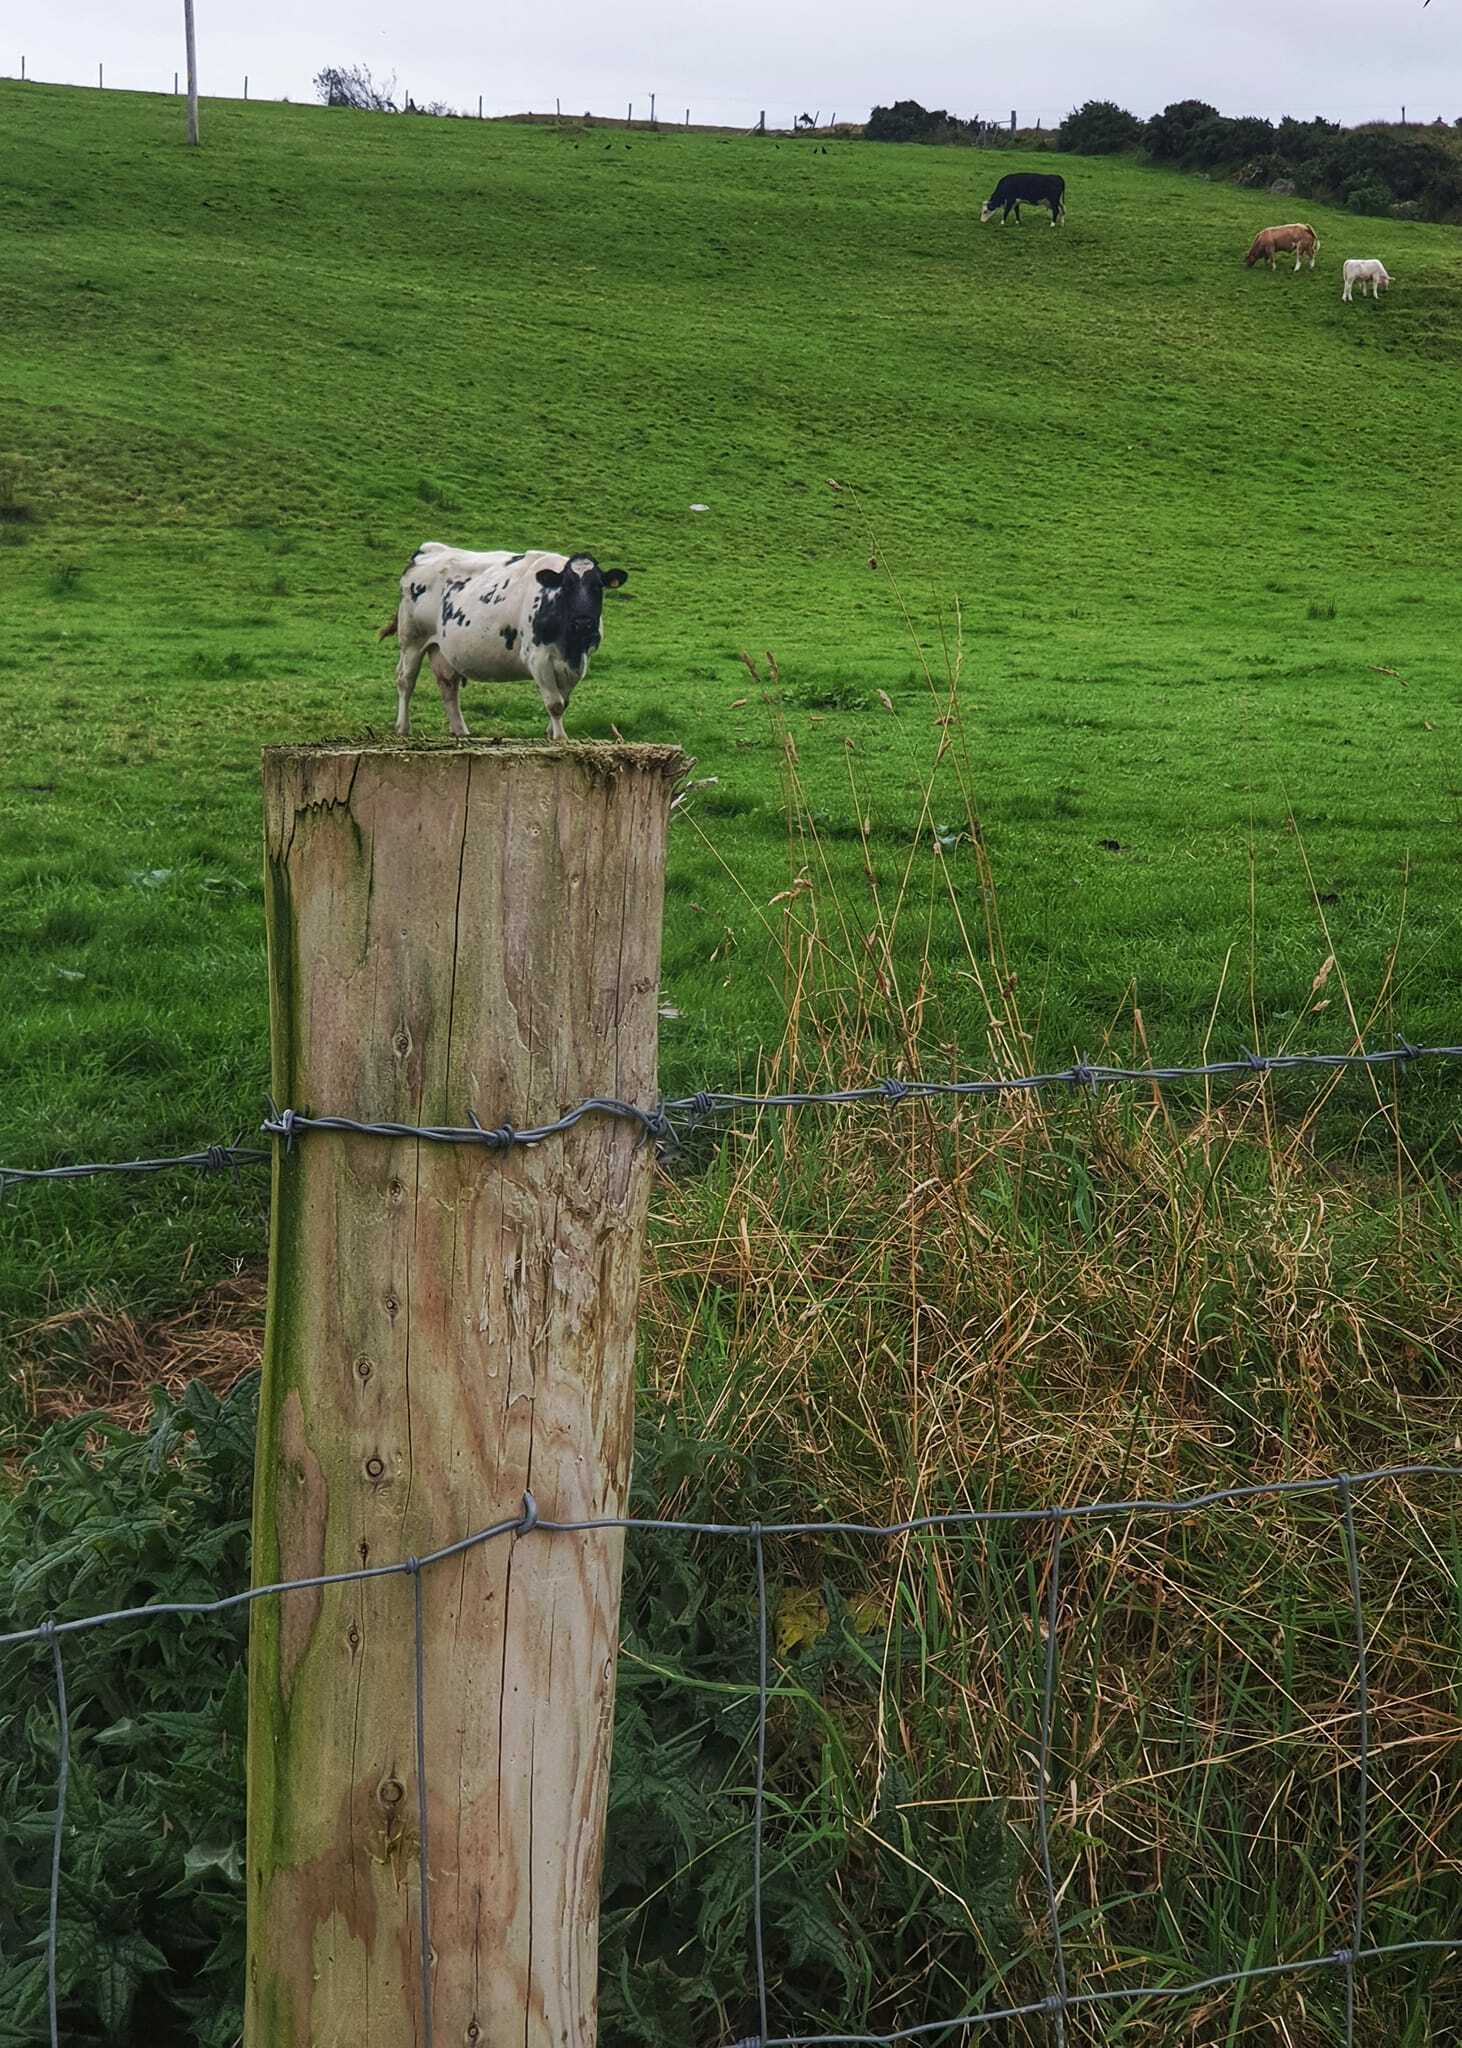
[3,80,1462,2046]
[2,80,1461,1338]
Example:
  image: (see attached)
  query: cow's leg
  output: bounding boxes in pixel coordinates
[428,647,471,738]
[394,636,428,737]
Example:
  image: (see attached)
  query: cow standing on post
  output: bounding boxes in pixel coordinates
[380,544,628,740]
[980,172,1066,226]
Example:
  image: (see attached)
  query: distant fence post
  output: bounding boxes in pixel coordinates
[183,0,198,145]
[1010,108,1016,132]
[247,742,685,2047]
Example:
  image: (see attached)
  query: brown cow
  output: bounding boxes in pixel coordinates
[1245,223,1319,272]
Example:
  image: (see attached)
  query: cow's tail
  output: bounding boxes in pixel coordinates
[378,614,399,641]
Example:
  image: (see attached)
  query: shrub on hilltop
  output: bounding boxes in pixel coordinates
[1057,99,1144,153]
[865,99,981,144]
[1143,98,1219,159]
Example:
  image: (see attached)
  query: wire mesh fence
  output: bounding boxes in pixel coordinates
[6,1465,1462,2048]
[6,1036,1462,2041]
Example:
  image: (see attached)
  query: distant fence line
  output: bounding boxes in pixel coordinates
[7,1463,1462,2048]
[5,67,1445,133]
[2,1035,1459,1196]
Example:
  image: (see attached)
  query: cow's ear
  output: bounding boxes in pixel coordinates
[536,568,564,589]
[602,568,629,589]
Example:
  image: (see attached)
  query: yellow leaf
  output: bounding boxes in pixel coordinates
[845,1592,887,1637]
[776,1588,828,1657]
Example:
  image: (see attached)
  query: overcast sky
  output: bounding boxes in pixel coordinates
[11,1,1461,130]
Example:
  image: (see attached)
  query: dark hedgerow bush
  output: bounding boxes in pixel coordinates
[1184,114,1276,169]
[864,99,982,145]
[1143,98,1219,160]
[1056,99,1143,154]
[1348,179,1396,216]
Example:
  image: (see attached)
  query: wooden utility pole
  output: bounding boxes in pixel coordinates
[247,741,684,2048]
[183,0,198,144]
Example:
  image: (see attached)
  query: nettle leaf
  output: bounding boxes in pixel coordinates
[182,1839,244,1886]
[93,1930,171,2031]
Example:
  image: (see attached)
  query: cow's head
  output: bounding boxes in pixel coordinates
[979,199,999,223]
[532,555,629,664]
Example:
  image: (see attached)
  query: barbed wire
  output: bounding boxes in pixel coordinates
[2,1036,1459,1196]
[8,1464,1462,2048]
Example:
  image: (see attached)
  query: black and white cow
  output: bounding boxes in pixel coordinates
[381,543,628,740]
[980,173,1066,227]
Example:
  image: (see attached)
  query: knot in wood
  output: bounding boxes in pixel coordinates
[391,1025,413,1059]
[365,1455,386,1481]
[378,1777,405,1808]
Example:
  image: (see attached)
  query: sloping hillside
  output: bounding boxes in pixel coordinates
[1,81,1459,1319]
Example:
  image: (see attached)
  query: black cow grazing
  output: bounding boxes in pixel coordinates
[980,173,1066,227]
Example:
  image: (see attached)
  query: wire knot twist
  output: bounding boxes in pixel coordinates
[1396,1035,1421,1061]
[1329,1947,1355,1968]
[880,1077,911,1103]
[203,1145,235,1176]
[516,1491,540,1536]
[1067,1063,1097,1089]
[1243,1051,1269,1073]
[265,1105,300,1152]
[687,1090,716,1118]
[643,1107,674,1142]
[466,1110,515,1150]
[403,1555,421,1578]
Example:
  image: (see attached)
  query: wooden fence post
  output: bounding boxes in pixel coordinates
[183,0,198,146]
[247,741,686,2048]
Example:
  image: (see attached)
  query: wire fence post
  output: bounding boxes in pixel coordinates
[183,0,198,146]
[245,741,686,2046]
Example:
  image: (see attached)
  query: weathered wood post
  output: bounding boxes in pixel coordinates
[247,742,685,2048]
[183,0,198,145]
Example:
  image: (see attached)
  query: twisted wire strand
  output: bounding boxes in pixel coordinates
[3,1039,1458,1191]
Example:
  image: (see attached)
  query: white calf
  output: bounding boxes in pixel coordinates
[380,543,627,740]
[1342,259,1391,301]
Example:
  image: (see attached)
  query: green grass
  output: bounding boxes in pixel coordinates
[2,80,1461,1342]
